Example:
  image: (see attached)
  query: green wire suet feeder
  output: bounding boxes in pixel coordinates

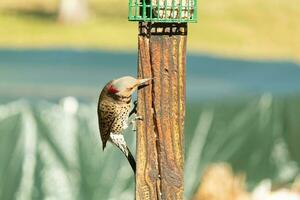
[128,0,197,23]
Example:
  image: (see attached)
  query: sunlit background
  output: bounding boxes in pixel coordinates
[0,0,300,200]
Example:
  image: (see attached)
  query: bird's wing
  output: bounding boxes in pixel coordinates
[98,100,116,150]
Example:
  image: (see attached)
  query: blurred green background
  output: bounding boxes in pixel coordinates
[0,0,300,200]
[0,0,299,60]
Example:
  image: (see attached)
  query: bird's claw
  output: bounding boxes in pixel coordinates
[130,115,143,131]
[135,115,143,121]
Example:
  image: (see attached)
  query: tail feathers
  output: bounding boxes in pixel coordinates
[126,146,136,173]
[102,141,106,151]
[110,134,136,173]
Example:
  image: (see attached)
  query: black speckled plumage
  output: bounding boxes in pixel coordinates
[97,81,135,172]
[97,76,151,173]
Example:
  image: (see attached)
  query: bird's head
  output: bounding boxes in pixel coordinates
[107,76,151,98]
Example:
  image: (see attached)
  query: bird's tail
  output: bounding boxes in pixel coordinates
[110,135,136,173]
[126,146,136,173]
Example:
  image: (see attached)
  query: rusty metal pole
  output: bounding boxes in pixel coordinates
[136,22,187,199]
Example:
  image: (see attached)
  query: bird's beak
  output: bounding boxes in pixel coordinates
[136,78,152,86]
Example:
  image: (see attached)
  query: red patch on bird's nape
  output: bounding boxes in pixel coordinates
[108,85,119,94]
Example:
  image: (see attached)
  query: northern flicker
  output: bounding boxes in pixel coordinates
[97,76,151,173]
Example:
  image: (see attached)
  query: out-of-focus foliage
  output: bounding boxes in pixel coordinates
[0,94,300,199]
[0,0,299,60]
[0,99,136,200]
[192,163,249,200]
[0,50,300,200]
[192,163,300,200]
[184,95,300,197]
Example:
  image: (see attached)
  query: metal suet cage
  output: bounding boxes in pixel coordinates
[128,0,197,23]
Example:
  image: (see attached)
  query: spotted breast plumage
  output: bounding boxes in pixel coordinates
[97,76,151,173]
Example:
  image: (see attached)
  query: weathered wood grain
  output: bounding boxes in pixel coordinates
[136,22,187,200]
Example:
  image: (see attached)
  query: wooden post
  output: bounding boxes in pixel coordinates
[136,22,187,200]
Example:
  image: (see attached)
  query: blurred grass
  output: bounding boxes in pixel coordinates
[0,0,299,60]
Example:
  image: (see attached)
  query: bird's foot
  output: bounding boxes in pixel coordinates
[130,115,143,131]
[135,115,143,121]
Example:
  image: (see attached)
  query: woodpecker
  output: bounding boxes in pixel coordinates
[97,76,151,173]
